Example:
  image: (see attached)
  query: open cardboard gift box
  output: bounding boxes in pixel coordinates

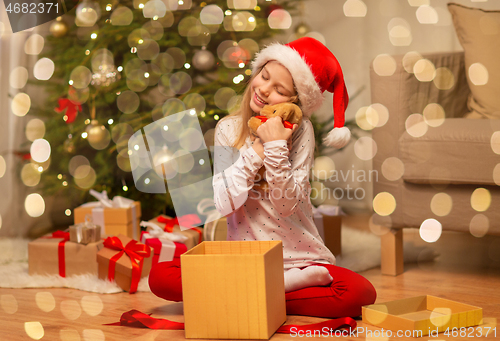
[362,295,483,336]
[181,240,286,340]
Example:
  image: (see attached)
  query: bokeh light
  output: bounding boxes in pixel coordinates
[430,307,452,327]
[162,98,186,117]
[0,156,5,178]
[214,87,237,110]
[405,114,428,137]
[430,193,452,216]
[111,6,134,25]
[381,157,405,181]
[268,9,292,29]
[117,90,140,113]
[170,72,192,94]
[82,329,105,341]
[388,18,412,46]
[423,103,445,127]
[21,163,41,187]
[81,296,103,316]
[143,0,166,18]
[368,214,391,236]
[231,11,256,32]
[59,328,81,341]
[179,127,204,152]
[70,66,92,89]
[402,51,423,73]
[25,193,45,217]
[470,188,491,212]
[228,0,257,9]
[183,93,206,113]
[10,67,29,89]
[74,167,97,189]
[493,163,500,186]
[200,4,224,24]
[24,322,44,340]
[36,292,56,312]
[26,119,46,141]
[355,106,375,130]
[34,58,55,81]
[373,54,397,76]
[60,300,82,320]
[310,181,327,206]
[469,214,489,238]
[24,34,44,55]
[468,63,489,86]
[354,136,377,161]
[433,67,455,90]
[1,294,18,314]
[491,131,500,155]
[11,92,31,117]
[368,103,389,127]
[30,139,51,163]
[373,192,396,216]
[312,156,335,180]
[166,47,186,69]
[413,59,436,82]
[408,0,429,6]
[419,218,442,243]
[363,304,389,325]
[343,0,367,17]
[143,20,164,41]
[416,5,438,24]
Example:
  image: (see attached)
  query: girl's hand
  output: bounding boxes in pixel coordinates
[250,135,265,160]
[256,116,298,144]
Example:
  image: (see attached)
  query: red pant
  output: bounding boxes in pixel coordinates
[149,259,376,318]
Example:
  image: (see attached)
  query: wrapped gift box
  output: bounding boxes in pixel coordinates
[203,216,228,241]
[181,241,286,339]
[362,295,483,336]
[96,234,153,293]
[69,219,101,244]
[140,231,187,265]
[313,205,342,256]
[28,232,103,277]
[149,215,202,249]
[74,201,141,240]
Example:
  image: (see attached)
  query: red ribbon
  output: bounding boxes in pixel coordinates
[156,214,202,244]
[43,231,70,277]
[54,98,82,124]
[105,309,357,334]
[103,237,151,294]
[254,115,294,129]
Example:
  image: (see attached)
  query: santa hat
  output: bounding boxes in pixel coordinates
[251,37,350,149]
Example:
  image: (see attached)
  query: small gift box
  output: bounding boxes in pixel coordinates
[148,214,203,250]
[28,231,104,277]
[312,205,343,256]
[69,215,101,244]
[140,225,188,265]
[74,190,141,240]
[96,234,153,293]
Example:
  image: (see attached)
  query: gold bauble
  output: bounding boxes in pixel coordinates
[50,18,69,38]
[86,120,111,150]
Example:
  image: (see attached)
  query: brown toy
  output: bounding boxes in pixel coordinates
[247,102,303,193]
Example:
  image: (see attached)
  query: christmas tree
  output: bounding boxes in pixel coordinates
[28,0,299,220]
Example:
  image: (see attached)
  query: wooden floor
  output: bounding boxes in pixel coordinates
[1,215,499,340]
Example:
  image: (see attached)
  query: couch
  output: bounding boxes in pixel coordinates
[370,50,500,275]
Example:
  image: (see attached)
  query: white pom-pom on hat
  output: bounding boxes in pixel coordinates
[252,37,350,148]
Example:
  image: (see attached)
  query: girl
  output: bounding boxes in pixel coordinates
[149,37,376,318]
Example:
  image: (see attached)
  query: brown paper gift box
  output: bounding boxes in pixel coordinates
[96,234,153,292]
[28,234,103,276]
[148,215,202,250]
[181,241,286,339]
[74,201,141,240]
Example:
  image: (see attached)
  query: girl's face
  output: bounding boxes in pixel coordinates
[249,61,297,115]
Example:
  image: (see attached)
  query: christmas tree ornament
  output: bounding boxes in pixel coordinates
[192,48,215,71]
[49,17,69,38]
[55,97,82,124]
[86,119,111,149]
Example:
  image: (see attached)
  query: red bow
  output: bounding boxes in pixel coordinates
[105,309,357,334]
[254,115,294,129]
[43,231,70,277]
[55,98,82,124]
[156,214,202,244]
[103,237,151,294]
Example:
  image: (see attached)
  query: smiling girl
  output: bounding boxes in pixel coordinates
[149,37,376,319]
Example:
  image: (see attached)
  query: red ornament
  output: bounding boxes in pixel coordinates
[55,97,82,124]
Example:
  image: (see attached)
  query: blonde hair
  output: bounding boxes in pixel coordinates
[217,62,299,150]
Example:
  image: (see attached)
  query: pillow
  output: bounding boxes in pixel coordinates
[448,3,500,119]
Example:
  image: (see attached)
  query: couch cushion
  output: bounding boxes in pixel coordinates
[400,118,500,185]
[448,3,500,119]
